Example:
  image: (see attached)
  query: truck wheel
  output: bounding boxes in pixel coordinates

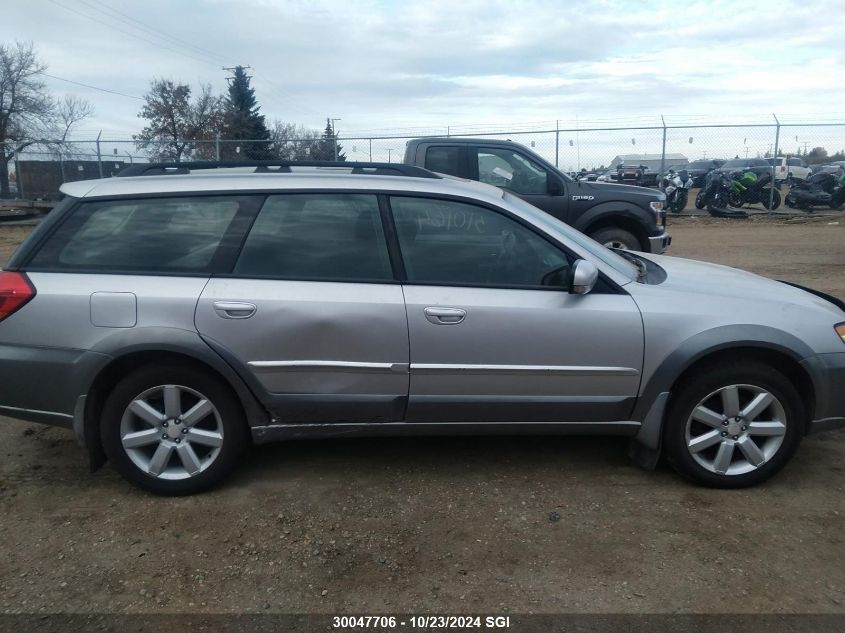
[663,360,803,488]
[590,227,641,251]
[100,363,248,495]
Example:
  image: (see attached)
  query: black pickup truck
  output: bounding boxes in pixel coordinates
[404,138,671,252]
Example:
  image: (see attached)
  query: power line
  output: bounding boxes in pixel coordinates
[48,0,221,68]
[38,72,144,100]
[80,0,229,65]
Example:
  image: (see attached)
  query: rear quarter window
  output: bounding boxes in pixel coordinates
[27,195,261,274]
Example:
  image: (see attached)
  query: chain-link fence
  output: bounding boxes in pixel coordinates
[7,118,845,200]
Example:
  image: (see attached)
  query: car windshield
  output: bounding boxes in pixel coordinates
[500,191,638,280]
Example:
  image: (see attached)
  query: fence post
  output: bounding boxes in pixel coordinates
[555,120,559,168]
[14,155,23,199]
[215,134,221,161]
[769,114,780,215]
[96,130,103,179]
[660,116,667,175]
[334,136,338,161]
[369,138,372,162]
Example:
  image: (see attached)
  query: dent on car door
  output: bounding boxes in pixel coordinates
[194,193,410,424]
[389,195,644,424]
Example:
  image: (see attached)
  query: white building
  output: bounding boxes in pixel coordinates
[609,153,689,171]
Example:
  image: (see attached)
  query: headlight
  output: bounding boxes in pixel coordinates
[650,200,664,212]
[836,323,845,344]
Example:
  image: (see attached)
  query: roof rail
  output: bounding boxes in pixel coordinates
[116,160,441,179]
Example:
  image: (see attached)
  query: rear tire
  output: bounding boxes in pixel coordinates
[100,363,247,495]
[663,360,804,488]
[589,226,641,251]
[762,188,781,210]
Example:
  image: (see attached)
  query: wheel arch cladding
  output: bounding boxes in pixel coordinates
[80,330,269,471]
[633,325,817,452]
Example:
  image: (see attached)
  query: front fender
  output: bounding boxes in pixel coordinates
[572,201,654,235]
[632,324,816,451]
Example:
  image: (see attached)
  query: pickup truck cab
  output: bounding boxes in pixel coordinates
[404,137,671,252]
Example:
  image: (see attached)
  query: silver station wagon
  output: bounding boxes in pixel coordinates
[1,161,843,495]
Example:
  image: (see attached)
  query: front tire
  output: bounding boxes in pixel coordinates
[663,360,804,488]
[590,226,641,251]
[100,363,247,495]
[694,190,706,209]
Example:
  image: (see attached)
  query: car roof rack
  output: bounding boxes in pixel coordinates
[116,160,441,179]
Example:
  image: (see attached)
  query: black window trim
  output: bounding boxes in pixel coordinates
[16,187,624,293]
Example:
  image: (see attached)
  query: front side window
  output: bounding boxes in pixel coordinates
[390,196,570,288]
[28,196,255,273]
[477,148,548,195]
[233,193,393,282]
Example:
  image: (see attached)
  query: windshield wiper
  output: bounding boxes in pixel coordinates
[611,248,647,281]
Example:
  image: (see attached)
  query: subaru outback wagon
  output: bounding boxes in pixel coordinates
[1,161,843,495]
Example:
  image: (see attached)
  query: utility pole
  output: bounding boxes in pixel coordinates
[222,65,252,82]
[330,117,342,160]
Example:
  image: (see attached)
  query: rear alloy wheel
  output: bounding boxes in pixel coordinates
[101,364,247,495]
[664,361,803,487]
[590,227,641,251]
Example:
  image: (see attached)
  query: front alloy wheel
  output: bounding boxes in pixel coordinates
[685,384,786,476]
[664,360,803,487]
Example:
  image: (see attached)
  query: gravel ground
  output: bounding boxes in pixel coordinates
[0,217,843,616]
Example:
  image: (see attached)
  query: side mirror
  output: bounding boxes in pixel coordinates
[548,175,564,195]
[570,259,599,295]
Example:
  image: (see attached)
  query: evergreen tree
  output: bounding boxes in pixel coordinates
[311,118,346,161]
[220,66,271,159]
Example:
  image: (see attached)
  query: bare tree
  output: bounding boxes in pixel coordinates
[134,79,223,161]
[269,121,320,160]
[0,41,54,198]
[52,95,95,143]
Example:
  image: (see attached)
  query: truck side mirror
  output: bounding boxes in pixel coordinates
[548,175,564,196]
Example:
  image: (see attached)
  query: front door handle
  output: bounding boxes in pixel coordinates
[213,301,257,319]
[424,307,466,325]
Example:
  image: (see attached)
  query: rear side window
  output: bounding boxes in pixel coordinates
[233,193,393,282]
[28,196,259,273]
[424,146,463,177]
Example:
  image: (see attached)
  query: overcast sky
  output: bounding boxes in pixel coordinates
[3,0,844,143]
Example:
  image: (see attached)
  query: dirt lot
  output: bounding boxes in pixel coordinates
[0,217,844,616]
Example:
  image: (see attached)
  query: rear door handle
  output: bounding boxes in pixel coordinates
[424,307,466,325]
[213,301,257,319]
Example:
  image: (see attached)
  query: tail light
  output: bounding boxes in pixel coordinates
[0,272,36,322]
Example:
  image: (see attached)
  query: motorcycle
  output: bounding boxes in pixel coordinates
[660,169,694,213]
[698,170,748,218]
[726,170,781,210]
[785,171,845,211]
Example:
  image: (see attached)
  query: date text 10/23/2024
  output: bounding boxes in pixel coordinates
[332,615,512,629]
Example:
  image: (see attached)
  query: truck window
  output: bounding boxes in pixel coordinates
[477,148,548,195]
[424,146,462,177]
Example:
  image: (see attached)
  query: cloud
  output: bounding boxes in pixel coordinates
[1,0,844,142]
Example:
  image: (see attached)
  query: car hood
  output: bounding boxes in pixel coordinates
[573,180,663,200]
[641,253,845,318]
